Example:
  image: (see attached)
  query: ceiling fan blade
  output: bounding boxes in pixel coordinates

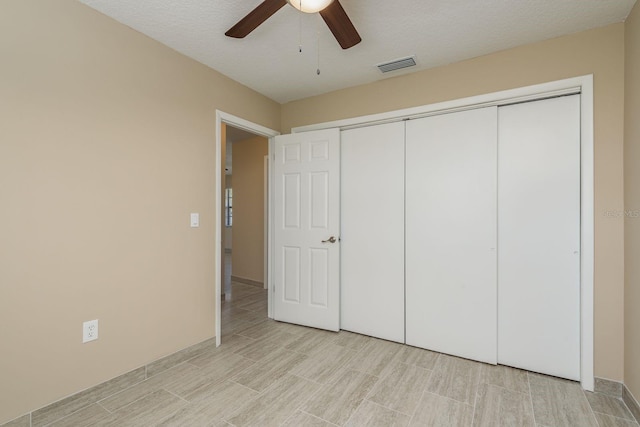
[319,0,361,49]
[225,0,287,38]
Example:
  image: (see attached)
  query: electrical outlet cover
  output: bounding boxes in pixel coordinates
[83,319,99,343]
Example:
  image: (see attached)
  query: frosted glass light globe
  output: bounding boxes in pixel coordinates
[288,0,334,13]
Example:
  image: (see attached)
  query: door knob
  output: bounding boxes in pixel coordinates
[322,236,337,244]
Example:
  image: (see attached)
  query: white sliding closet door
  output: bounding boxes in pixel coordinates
[341,122,405,343]
[405,107,498,364]
[497,95,581,380]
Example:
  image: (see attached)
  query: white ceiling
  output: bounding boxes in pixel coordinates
[78,0,636,104]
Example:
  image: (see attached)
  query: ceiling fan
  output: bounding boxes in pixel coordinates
[225,0,362,49]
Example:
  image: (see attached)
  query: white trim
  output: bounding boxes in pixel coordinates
[580,75,595,392]
[264,155,269,291]
[215,111,279,347]
[292,75,595,391]
[267,137,275,320]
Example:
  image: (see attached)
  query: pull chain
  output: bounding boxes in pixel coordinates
[316,16,321,75]
[298,0,303,52]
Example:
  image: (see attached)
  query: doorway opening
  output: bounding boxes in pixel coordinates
[215,112,279,346]
[221,125,268,336]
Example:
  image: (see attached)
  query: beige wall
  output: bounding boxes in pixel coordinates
[0,0,280,423]
[625,1,640,402]
[282,24,626,382]
[231,137,269,283]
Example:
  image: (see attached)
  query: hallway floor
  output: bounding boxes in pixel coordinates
[17,280,639,427]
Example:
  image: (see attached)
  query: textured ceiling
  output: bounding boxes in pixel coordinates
[78,0,636,103]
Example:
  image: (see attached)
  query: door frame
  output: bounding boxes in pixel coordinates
[264,155,269,291]
[292,75,595,391]
[215,111,279,347]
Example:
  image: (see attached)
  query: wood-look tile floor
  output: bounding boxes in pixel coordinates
[34,281,639,427]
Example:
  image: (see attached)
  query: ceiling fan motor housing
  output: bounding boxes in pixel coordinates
[226,0,361,49]
[287,0,335,13]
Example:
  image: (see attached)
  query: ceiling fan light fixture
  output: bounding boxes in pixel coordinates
[288,0,334,13]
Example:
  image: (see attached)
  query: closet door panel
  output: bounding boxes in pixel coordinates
[341,122,405,343]
[405,107,498,364]
[497,95,581,380]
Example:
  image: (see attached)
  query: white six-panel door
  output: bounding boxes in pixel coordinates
[273,129,341,331]
[341,122,405,343]
[405,107,498,364]
[497,95,581,380]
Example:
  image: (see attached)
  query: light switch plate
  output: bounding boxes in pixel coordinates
[190,213,199,227]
